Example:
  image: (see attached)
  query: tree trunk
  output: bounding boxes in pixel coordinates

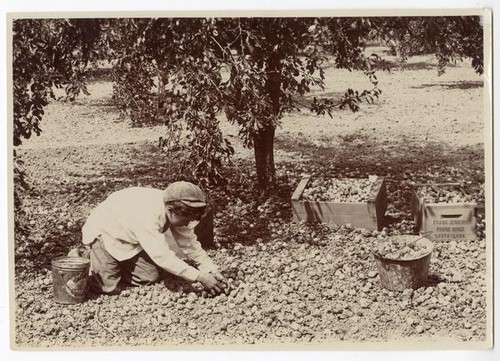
[254,126,276,192]
[253,53,281,193]
[157,69,167,115]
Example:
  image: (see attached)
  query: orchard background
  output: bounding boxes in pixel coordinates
[11,17,489,348]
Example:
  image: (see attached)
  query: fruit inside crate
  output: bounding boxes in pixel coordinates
[301,178,377,203]
[291,176,387,230]
[415,183,475,204]
[411,182,477,241]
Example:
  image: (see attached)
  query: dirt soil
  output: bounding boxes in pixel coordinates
[13,51,489,349]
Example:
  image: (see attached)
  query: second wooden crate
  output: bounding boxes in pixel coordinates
[410,183,477,241]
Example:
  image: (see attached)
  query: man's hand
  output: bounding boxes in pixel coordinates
[210,270,227,283]
[197,270,224,296]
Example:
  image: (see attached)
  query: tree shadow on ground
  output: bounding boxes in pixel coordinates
[320,56,442,72]
[14,129,485,273]
[87,67,114,82]
[411,80,483,90]
[294,91,347,109]
[372,56,463,72]
[275,131,484,175]
[381,60,437,71]
[86,98,117,107]
[198,131,484,251]
[274,131,485,224]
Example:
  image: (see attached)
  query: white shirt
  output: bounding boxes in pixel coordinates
[82,187,217,282]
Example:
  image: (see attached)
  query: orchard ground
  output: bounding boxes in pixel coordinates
[12,50,489,348]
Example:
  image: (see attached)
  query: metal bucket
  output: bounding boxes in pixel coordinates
[51,256,90,304]
[373,237,433,291]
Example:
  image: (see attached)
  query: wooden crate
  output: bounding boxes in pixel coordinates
[291,176,388,231]
[410,183,477,241]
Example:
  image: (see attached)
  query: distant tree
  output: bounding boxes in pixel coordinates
[12,18,101,146]
[376,16,484,75]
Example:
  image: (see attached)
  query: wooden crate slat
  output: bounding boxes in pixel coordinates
[375,178,389,230]
[294,201,378,216]
[291,176,311,201]
[292,202,378,228]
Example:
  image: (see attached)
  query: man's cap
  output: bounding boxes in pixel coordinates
[163,181,207,208]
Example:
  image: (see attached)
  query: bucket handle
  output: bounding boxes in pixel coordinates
[409,231,433,245]
[372,231,433,260]
[419,230,433,238]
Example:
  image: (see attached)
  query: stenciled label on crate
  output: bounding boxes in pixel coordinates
[412,184,477,241]
[422,206,476,240]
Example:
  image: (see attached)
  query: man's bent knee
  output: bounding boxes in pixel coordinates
[121,252,162,286]
[89,273,122,295]
[133,267,161,285]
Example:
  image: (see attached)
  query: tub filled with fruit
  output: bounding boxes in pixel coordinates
[373,234,433,261]
[372,234,434,291]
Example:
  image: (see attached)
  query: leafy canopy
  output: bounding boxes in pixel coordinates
[12,16,484,189]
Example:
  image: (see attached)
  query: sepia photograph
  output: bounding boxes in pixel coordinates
[5,4,494,354]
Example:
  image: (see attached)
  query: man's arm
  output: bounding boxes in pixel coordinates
[136,225,201,282]
[138,225,224,294]
[170,225,219,273]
